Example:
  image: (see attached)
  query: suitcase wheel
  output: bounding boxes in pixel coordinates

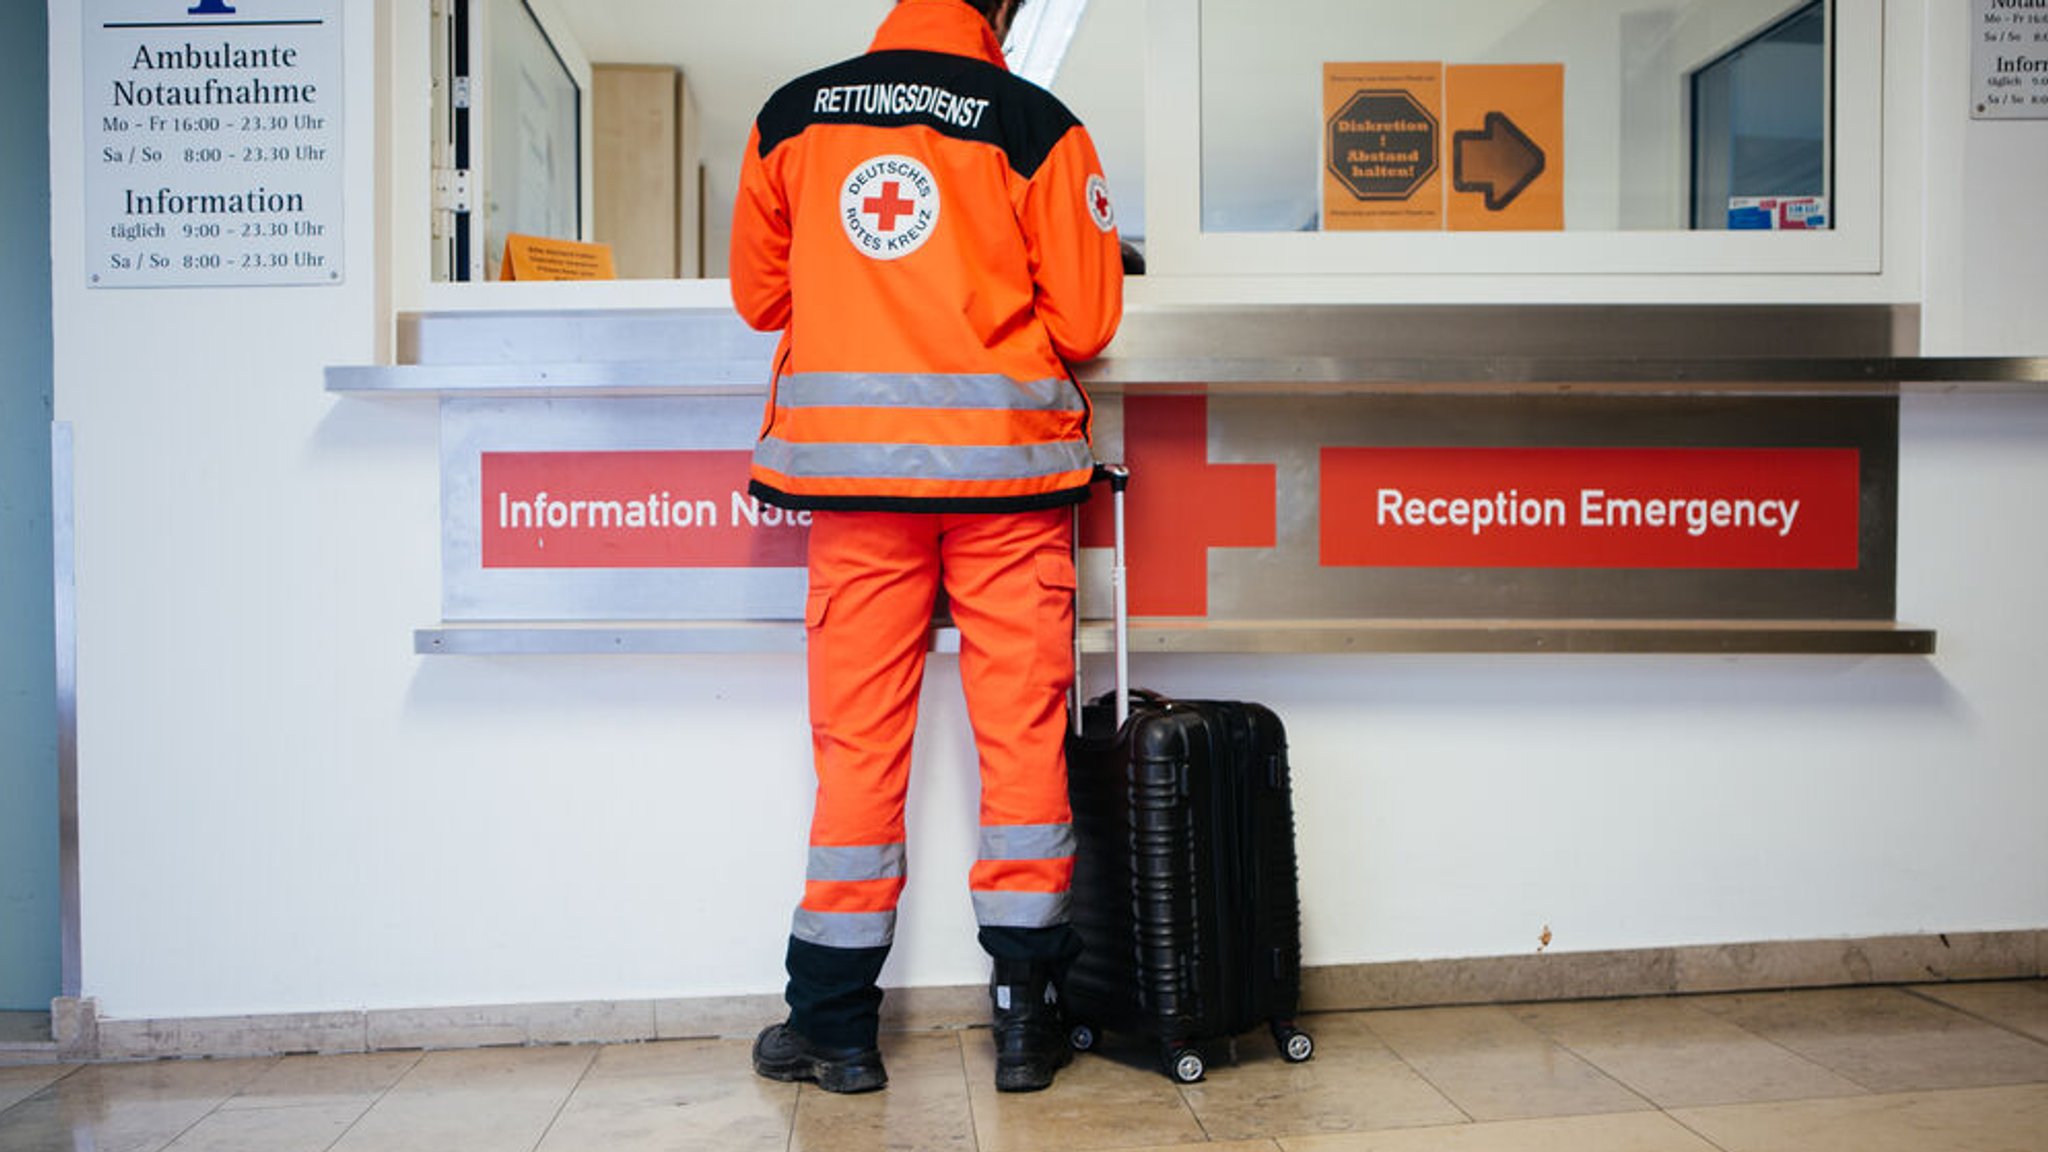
[1274,1023,1315,1064]
[1067,1023,1098,1053]
[1164,1045,1206,1084]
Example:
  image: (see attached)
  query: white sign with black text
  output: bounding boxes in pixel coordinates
[1974,0,2048,119]
[83,0,344,288]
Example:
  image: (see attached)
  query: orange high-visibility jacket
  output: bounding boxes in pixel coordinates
[731,0,1124,513]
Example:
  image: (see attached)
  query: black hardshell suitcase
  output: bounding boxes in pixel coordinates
[1061,466,1314,1084]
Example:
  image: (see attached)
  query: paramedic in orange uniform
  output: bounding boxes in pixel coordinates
[731,0,1123,1096]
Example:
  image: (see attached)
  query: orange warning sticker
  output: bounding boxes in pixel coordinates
[1322,62,1444,232]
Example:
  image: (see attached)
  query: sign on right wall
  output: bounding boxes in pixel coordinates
[1973,0,2048,118]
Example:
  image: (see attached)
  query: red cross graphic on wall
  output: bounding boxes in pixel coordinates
[1079,396,1277,617]
[864,182,916,232]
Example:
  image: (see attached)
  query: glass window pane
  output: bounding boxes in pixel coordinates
[1692,3,1827,230]
[435,1,1144,282]
[483,0,582,280]
[1199,0,1834,234]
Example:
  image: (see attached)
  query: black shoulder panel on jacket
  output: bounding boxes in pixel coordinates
[755,50,1081,179]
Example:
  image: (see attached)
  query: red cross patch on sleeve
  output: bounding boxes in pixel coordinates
[1085,174,1116,233]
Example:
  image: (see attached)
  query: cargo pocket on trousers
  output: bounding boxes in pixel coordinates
[1032,549,1077,692]
[805,587,832,631]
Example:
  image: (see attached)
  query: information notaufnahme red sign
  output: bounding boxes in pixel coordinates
[1320,447,1861,569]
[481,451,810,569]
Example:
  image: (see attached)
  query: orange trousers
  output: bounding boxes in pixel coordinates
[792,507,1078,952]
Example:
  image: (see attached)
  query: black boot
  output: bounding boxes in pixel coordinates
[761,937,890,1092]
[753,1021,888,1094]
[990,958,1072,1092]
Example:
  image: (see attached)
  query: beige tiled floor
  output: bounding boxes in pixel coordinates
[2,981,2044,1152]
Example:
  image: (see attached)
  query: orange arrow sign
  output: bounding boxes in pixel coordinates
[1446,63,1562,231]
[1453,111,1545,211]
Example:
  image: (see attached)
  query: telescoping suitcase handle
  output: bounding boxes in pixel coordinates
[1071,464,1130,734]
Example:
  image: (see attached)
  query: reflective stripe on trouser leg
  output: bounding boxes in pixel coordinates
[797,511,944,952]
[971,823,1076,928]
[939,509,1078,930]
[792,843,907,949]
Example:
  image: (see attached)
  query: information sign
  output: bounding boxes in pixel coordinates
[83,0,344,288]
[1973,0,2048,119]
[1319,447,1860,570]
[1071,394,1894,622]
[480,451,809,570]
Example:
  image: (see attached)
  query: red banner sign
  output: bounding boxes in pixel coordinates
[481,451,809,569]
[1320,447,1860,569]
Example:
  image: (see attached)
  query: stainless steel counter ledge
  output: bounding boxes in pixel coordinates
[417,619,1933,657]
[331,358,2048,397]
[330,304,2048,397]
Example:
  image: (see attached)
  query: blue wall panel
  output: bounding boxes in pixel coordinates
[0,1,59,1010]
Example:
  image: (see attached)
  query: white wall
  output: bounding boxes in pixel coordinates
[1919,0,2048,358]
[51,0,2046,1025]
[1882,0,2048,960]
[53,4,394,1018]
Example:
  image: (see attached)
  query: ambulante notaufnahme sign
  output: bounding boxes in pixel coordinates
[83,0,344,288]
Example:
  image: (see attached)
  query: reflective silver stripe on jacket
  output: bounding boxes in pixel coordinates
[792,908,897,950]
[971,890,1070,930]
[978,823,1075,862]
[807,843,907,883]
[778,372,1084,412]
[754,438,1093,482]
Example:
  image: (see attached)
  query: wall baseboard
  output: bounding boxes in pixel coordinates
[1298,929,2045,1012]
[55,929,2045,1063]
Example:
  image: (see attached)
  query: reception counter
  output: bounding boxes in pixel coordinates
[328,304,2048,657]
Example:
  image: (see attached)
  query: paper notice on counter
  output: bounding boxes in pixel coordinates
[501,235,617,282]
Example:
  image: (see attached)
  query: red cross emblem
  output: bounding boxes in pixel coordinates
[1079,396,1275,616]
[863,182,917,232]
[1086,174,1116,233]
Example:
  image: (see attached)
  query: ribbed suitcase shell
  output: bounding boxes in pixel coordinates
[1063,692,1311,1082]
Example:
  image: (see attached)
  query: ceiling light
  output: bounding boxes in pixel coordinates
[1004,0,1090,89]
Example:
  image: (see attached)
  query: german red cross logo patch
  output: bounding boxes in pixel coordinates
[1086,174,1116,233]
[842,155,941,260]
